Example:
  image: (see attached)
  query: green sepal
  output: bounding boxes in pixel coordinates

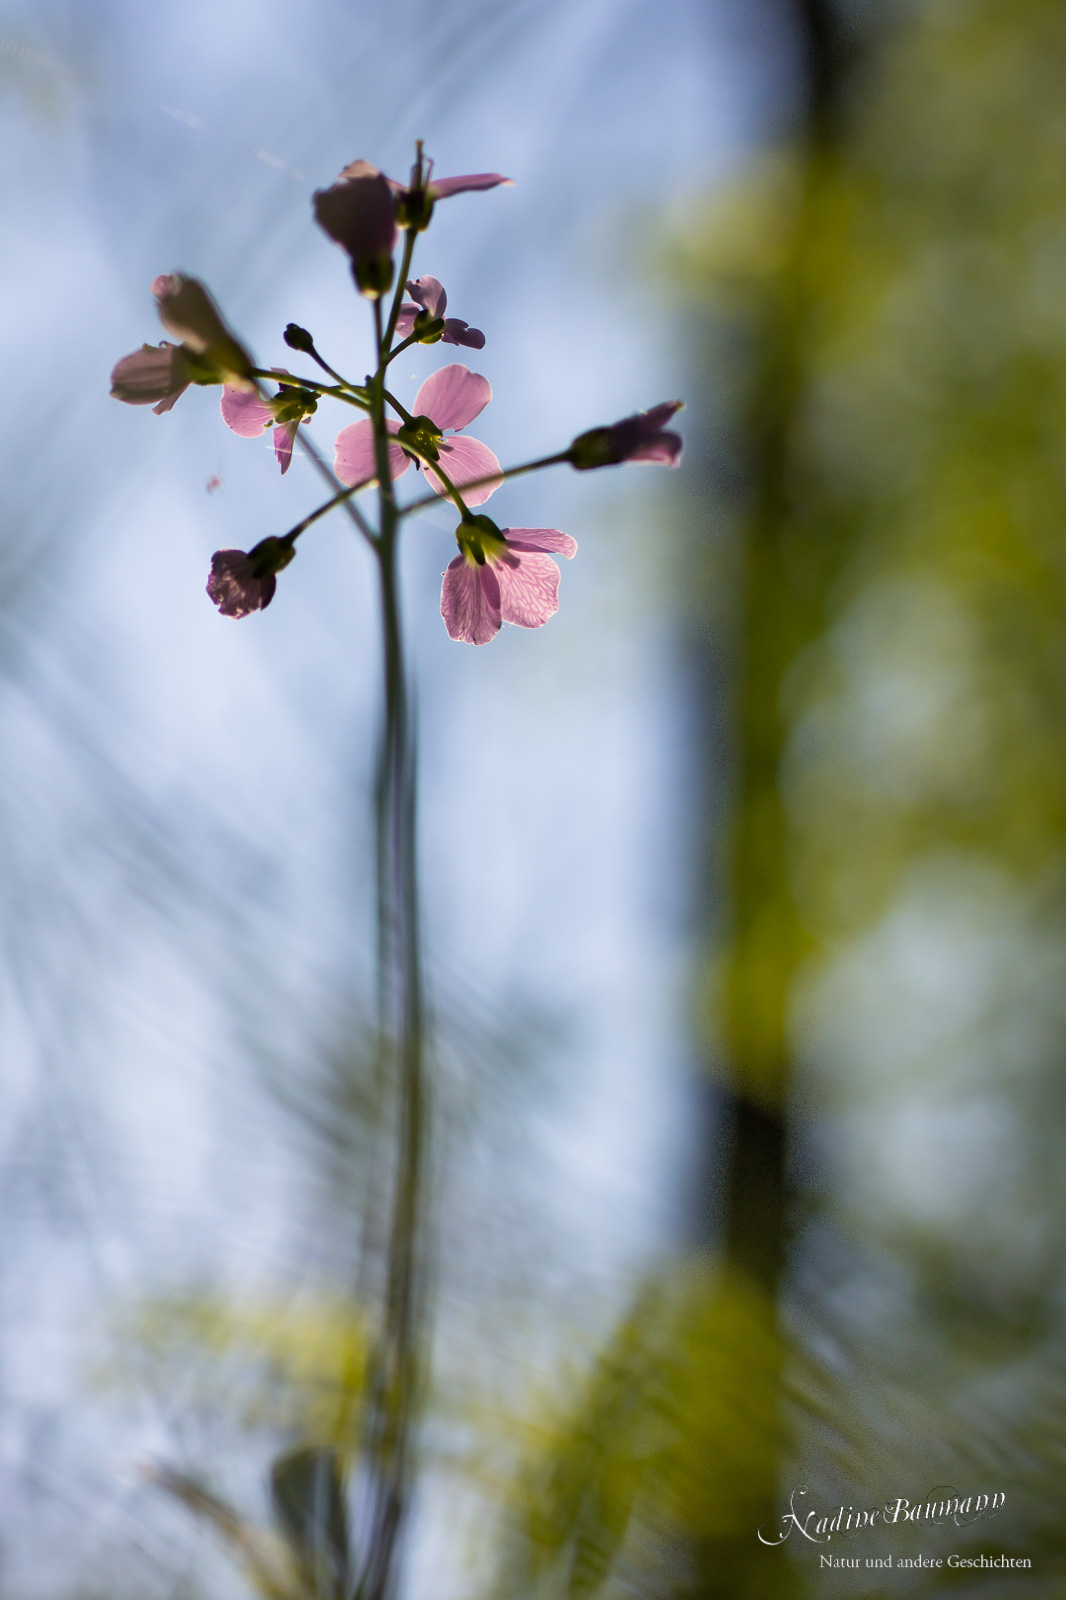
[413,311,446,345]
[396,189,435,232]
[397,414,444,463]
[456,514,504,566]
[568,427,618,470]
[353,255,395,300]
[273,386,319,424]
[247,536,298,580]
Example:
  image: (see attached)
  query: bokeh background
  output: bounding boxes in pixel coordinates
[3,0,1066,1594]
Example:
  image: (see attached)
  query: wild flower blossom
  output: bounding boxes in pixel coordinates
[333,364,502,506]
[313,161,399,298]
[440,517,577,646]
[110,342,193,413]
[151,274,255,384]
[112,140,684,1600]
[219,379,318,475]
[111,274,255,413]
[206,537,296,619]
[388,144,511,232]
[394,277,484,349]
[570,401,684,470]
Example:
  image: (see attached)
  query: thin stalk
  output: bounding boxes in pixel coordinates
[295,430,375,545]
[284,480,363,540]
[357,293,428,1600]
[383,330,422,368]
[382,230,419,357]
[251,368,370,409]
[382,389,415,427]
[398,450,571,517]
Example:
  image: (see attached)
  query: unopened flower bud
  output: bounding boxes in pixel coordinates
[283,323,316,353]
[153,274,255,383]
[569,402,684,471]
[313,163,398,300]
[110,342,193,414]
[206,537,296,619]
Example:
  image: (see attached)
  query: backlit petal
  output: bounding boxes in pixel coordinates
[406,276,447,317]
[424,435,502,507]
[207,550,276,619]
[493,550,561,630]
[395,304,419,340]
[413,364,491,431]
[221,385,274,437]
[313,170,398,262]
[273,422,298,474]
[110,343,190,408]
[502,527,577,559]
[625,432,683,466]
[440,556,501,645]
[441,319,485,349]
[334,418,409,487]
[427,173,512,199]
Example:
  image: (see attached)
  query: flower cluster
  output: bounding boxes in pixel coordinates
[110,144,683,642]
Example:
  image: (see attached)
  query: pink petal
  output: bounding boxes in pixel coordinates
[412,364,491,432]
[221,385,274,437]
[395,304,419,340]
[424,435,502,507]
[428,173,512,199]
[440,557,502,644]
[502,527,577,559]
[407,276,447,317]
[441,319,485,350]
[333,418,410,487]
[627,433,683,466]
[273,421,298,474]
[493,550,561,630]
[207,550,276,618]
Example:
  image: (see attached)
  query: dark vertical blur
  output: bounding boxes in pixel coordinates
[682,0,1066,1587]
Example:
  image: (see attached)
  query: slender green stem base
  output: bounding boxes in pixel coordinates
[357,290,428,1600]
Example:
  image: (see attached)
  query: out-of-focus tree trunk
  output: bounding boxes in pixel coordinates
[687,2,853,1592]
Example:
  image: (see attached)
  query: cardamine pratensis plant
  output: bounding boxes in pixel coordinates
[110,142,683,1600]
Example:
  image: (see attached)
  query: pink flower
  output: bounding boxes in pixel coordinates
[206,537,296,619]
[440,516,577,646]
[394,277,484,350]
[313,161,399,299]
[110,342,192,413]
[333,364,502,507]
[570,401,684,470]
[151,274,255,383]
[220,379,317,475]
[388,146,511,231]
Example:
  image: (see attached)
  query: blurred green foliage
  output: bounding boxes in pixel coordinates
[502,0,1066,1591]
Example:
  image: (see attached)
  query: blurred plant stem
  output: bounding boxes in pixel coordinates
[359,294,428,1600]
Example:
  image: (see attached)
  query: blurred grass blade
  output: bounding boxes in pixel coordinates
[270,1446,352,1599]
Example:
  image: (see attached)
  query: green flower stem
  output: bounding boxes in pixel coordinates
[358,293,428,1600]
[384,330,422,368]
[301,341,353,388]
[382,388,415,427]
[398,449,572,517]
[416,456,471,522]
[282,480,363,541]
[382,229,419,357]
[295,429,375,545]
[251,368,370,409]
